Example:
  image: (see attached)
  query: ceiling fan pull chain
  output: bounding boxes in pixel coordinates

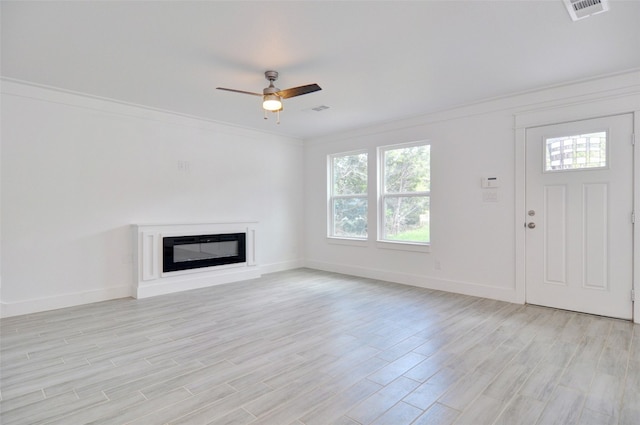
[276,110,280,125]
[264,109,268,120]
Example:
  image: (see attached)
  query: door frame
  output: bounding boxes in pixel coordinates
[514,97,640,323]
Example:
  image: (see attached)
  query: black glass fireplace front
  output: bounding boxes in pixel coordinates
[163,233,246,273]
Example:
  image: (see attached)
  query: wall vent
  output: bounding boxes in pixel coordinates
[563,0,609,21]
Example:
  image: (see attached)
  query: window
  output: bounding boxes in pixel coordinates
[329,151,368,239]
[379,142,430,244]
[545,131,607,172]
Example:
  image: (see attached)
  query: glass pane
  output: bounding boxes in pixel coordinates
[333,197,368,238]
[384,145,430,193]
[383,196,429,243]
[174,241,238,262]
[545,131,606,171]
[332,153,367,195]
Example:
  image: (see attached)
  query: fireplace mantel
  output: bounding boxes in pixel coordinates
[132,222,259,298]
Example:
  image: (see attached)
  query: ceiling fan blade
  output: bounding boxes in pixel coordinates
[276,83,322,99]
[216,87,262,97]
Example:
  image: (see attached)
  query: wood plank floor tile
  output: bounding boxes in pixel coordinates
[345,376,420,424]
[1,268,638,425]
[370,401,422,425]
[451,394,503,425]
[412,402,460,425]
[578,407,617,425]
[493,394,545,425]
[299,378,381,425]
[535,385,585,425]
[403,366,465,410]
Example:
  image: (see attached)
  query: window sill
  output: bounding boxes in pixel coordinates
[376,240,431,253]
[326,237,369,247]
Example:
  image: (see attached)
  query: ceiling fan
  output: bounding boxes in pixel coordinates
[217,71,322,124]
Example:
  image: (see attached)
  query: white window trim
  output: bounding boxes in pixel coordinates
[376,240,431,253]
[327,236,369,247]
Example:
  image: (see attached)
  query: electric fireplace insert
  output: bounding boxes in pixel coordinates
[163,233,246,273]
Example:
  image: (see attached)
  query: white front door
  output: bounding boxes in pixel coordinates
[525,114,634,319]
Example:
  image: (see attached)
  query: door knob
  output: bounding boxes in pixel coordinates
[527,222,536,229]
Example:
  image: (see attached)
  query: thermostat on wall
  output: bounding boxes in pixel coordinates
[481,176,499,188]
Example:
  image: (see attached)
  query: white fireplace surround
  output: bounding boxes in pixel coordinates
[133,222,260,298]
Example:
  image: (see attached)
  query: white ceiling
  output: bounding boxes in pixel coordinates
[2,1,639,139]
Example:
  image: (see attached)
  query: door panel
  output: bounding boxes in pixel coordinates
[525,114,633,319]
[543,185,566,285]
[583,183,608,289]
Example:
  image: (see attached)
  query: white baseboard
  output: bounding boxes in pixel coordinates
[0,285,133,318]
[260,259,305,274]
[1,259,508,319]
[0,260,306,318]
[304,260,520,304]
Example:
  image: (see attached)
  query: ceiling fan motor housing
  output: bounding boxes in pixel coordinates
[263,71,280,95]
[263,86,280,95]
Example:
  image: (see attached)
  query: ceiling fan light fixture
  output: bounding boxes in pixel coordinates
[263,94,282,111]
[217,70,320,122]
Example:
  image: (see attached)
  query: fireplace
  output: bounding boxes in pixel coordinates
[163,233,246,273]
[134,222,258,298]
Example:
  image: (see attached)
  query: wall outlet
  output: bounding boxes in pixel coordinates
[482,190,499,203]
[177,160,191,173]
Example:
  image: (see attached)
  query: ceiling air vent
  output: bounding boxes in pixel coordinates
[311,105,330,112]
[563,0,609,21]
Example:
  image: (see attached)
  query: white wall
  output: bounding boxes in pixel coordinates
[304,71,640,305]
[3,71,638,318]
[304,110,517,301]
[1,81,305,317]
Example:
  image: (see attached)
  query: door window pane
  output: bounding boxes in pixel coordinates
[545,131,607,171]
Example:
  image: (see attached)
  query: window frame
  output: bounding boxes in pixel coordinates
[327,150,369,241]
[377,141,431,251]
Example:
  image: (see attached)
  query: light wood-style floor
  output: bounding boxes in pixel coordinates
[1,268,639,425]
